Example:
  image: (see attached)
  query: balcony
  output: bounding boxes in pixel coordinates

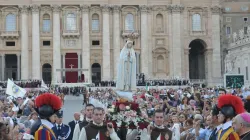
[1,31,19,39]
[62,30,80,38]
[121,30,140,39]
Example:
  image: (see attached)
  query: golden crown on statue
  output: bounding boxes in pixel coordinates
[127,32,136,42]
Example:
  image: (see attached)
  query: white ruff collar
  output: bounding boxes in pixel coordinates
[93,121,103,126]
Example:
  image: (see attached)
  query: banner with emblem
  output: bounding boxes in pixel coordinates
[6,79,26,98]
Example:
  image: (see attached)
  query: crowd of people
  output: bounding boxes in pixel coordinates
[0,80,42,88]
[1,86,250,140]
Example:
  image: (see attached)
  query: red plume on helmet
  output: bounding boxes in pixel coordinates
[218,94,245,115]
[35,93,62,110]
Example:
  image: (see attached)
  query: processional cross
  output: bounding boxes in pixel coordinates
[69,64,74,69]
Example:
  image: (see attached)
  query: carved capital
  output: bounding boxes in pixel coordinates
[31,4,40,13]
[140,5,148,13]
[101,4,110,13]
[152,5,167,11]
[19,5,29,14]
[211,6,221,14]
[169,5,184,13]
[52,4,61,13]
[80,4,90,13]
[112,5,121,13]
[41,6,52,12]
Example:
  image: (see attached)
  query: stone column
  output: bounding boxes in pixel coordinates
[81,5,91,83]
[17,54,21,80]
[1,54,5,80]
[31,5,41,80]
[140,5,149,78]
[206,49,213,82]
[52,5,61,83]
[62,53,65,77]
[77,53,81,78]
[167,6,173,77]
[184,49,189,79]
[102,5,111,81]
[112,5,121,81]
[211,6,222,79]
[170,5,184,78]
[19,5,29,80]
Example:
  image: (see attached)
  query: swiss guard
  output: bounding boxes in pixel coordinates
[34,93,62,140]
[52,110,71,140]
[217,94,245,140]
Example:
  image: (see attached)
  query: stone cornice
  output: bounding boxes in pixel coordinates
[139,5,148,13]
[112,5,121,13]
[169,5,184,13]
[101,4,110,13]
[31,4,40,13]
[52,4,61,13]
[80,4,90,13]
[19,5,29,14]
[211,6,221,14]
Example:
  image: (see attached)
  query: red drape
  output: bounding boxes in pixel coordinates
[65,53,78,83]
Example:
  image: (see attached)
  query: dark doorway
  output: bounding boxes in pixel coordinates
[189,39,206,79]
[42,63,52,84]
[92,63,101,83]
[5,54,17,80]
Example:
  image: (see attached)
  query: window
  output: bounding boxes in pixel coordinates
[156,14,163,32]
[43,41,50,46]
[244,17,248,22]
[125,13,134,31]
[6,14,16,31]
[43,14,51,32]
[66,13,77,31]
[246,66,248,80]
[92,40,100,46]
[244,27,248,35]
[92,14,99,31]
[226,27,231,35]
[6,41,15,46]
[238,67,241,74]
[192,14,201,31]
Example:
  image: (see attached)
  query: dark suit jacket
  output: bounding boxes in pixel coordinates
[68,120,81,140]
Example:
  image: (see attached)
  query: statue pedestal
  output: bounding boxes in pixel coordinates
[116,90,134,101]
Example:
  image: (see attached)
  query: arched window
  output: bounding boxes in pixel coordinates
[66,13,77,30]
[6,14,16,31]
[157,55,164,72]
[156,14,163,31]
[192,14,201,31]
[125,13,134,31]
[43,14,51,32]
[92,14,99,31]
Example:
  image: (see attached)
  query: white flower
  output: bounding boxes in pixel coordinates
[117,121,122,127]
[112,105,115,108]
[125,106,130,110]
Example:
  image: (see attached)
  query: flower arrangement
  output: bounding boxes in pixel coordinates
[107,101,149,129]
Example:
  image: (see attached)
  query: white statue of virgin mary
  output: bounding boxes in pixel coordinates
[116,37,137,92]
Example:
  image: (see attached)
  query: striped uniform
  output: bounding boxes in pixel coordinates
[34,125,57,140]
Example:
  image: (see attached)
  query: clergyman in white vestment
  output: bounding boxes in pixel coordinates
[116,38,136,91]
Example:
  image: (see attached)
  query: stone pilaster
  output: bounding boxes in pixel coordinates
[17,53,21,80]
[102,4,111,81]
[31,4,41,80]
[112,5,121,80]
[77,52,81,78]
[52,4,61,83]
[170,4,184,78]
[62,53,66,77]
[167,6,173,77]
[211,6,222,79]
[19,5,29,80]
[140,5,149,77]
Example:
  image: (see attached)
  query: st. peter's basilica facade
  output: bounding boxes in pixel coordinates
[0,0,223,85]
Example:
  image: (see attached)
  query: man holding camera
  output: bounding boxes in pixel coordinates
[141,109,172,140]
[78,107,120,140]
